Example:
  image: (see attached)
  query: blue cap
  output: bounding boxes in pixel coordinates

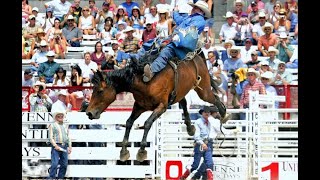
[46,7,53,12]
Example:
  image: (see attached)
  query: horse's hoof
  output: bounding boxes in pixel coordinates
[187,125,196,136]
[136,149,147,162]
[120,149,130,162]
[221,113,231,124]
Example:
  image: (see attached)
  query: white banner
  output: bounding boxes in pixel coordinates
[259,159,298,180]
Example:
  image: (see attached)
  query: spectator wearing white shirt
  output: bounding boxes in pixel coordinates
[45,0,72,20]
[51,89,72,113]
[30,40,49,72]
[252,11,266,45]
[156,0,173,16]
[240,38,255,64]
[219,12,237,44]
[144,6,159,27]
[78,52,98,86]
[170,0,193,17]
[32,7,44,27]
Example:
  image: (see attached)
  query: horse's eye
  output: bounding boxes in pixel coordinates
[97,88,104,94]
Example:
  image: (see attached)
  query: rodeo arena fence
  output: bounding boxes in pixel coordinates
[22,88,298,180]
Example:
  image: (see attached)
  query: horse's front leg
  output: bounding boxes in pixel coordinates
[179,97,195,136]
[137,104,167,162]
[120,103,146,161]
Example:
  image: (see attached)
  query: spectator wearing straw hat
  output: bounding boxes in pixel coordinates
[261,71,279,108]
[219,11,237,44]
[38,51,61,83]
[259,60,271,74]
[30,40,49,72]
[271,61,292,85]
[275,32,294,63]
[223,46,245,75]
[257,22,278,57]
[62,15,83,47]
[48,109,72,179]
[251,11,267,45]
[265,46,281,72]
[239,68,265,119]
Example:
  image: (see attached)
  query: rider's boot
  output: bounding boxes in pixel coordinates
[143,64,154,82]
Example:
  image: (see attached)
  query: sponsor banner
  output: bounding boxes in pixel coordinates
[260,160,298,180]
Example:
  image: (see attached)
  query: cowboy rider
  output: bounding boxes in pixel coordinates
[142,0,211,82]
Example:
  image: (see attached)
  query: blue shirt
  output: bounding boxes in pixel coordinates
[121,2,140,18]
[173,12,206,34]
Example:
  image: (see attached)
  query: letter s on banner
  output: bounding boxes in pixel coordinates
[166,160,182,179]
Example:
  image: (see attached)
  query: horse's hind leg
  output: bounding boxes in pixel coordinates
[120,103,146,162]
[137,103,167,162]
[179,98,195,136]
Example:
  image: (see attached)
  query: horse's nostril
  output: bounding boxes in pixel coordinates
[86,112,92,119]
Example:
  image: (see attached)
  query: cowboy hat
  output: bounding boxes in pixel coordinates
[123,26,135,33]
[260,60,269,66]
[46,51,55,57]
[222,39,235,47]
[52,110,66,119]
[33,81,46,89]
[262,22,274,32]
[40,40,47,46]
[234,0,244,6]
[188,1,211,18]
[246,68,260,78]
[199,106,211,114]
[261,71,273,80]
[227,46,241,54]
[223,11,234,18]
[56,89,68,96]
[279,32,288,39]
[267,46,279,55]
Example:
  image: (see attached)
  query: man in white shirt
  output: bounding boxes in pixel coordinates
[144,6,159,25]
[51,89,72,113]
[219,12,237,43]
[170,0,193,17]
[252,11,266,45]
[78,52,98,86]
[45,0,72,19]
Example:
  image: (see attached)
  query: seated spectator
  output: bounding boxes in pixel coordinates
[265,46,281,72]
[290,23,298,45]
[78,6,96,35]
[79,52,98,85]
[121,0,140,18]
[247,1,261,24]
[240,38,255,63]
[32,7,44,27]
[171,0,192,18]
[140,0,153,16]
[22,0,32,23]
[44,0,72,20]
[52,67,70,87]
[38,51,61,83]
[142,20,157,43]
[91,42,106,68]
[233,0,248,23]
[261,71,279,108]
[62,15,83,47]
[29,81,53,113]
[144,6,159,26]
[68,65,84,109]
[30,40,49,72]
[246,51,260,70]
[42,7,55,33]
[116,26,141,68]
[274,8,291,36]
[247,0,265,14]
[114,5,130,26]
[22,69,35,87]
[71,0,83,26]
[88,0,99,18]
[95,2,114,33]
[50,33,67,59]
[275,32,294,63]
[29,28,47,58]
[234,14,253,46]
[223,46,245,77]
[219,12,237,44]
[265,0,277,15]
[271,61,292,85]
[285,0,298,32]
[105,0,117,14]
[257,22,278,56]
[259,60,271,74]
[101,51,119,70]
[207,51,223,77]
[23,15,42,59]
[252,11,267,45]
[129,6,145,37]
[268,2,282,26]
[115,21,127,41]
[60,6,78,28]
[221,39,235,62]
[156,0,172,14]
[156,8,172,39]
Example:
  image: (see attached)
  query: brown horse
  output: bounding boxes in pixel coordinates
[86,51,228,162]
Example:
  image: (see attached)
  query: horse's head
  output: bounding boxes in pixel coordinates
[86,70,116,119]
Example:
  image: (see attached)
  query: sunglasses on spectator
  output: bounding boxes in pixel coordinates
[251,54,257,56]
[40,46,47,48]
[279,64,285,67]
[30,18,35,20]
[236,4,242,7]
[259,17,265,19]
[83,9,89,11]
[67,19,74,22]
[264,28,271,31]
[261,78,269,80]
[230,51,238,53]
[56,114,64,118]
[248,73,255,76]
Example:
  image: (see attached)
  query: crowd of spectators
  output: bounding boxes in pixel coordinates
[22,0,298,112]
